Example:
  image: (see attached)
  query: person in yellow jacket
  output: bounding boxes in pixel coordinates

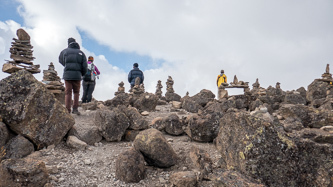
[217,70,227,87]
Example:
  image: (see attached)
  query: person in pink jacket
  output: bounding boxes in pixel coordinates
[82,56,100,103]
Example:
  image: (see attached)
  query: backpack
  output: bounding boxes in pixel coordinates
[83,63,95,81]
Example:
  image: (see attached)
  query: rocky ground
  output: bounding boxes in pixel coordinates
[28,104,221,187]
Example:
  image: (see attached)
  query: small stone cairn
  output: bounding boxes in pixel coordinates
[321,64,333,80]
[131,77,144,95]
[2,28,40,74]
[42,62,65,104]
[166,76,175,94]
[115,81,125,96]
[155,80,163,98]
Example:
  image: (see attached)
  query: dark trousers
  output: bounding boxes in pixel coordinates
[82,81,96,103]
[65,80,81,113]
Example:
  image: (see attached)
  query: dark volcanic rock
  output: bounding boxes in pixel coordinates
[94,108,130,142]
[133,128,178,168]
[68,124,102,145]
[132,93,159,112]
[0,157,49,187]
[182,97,203,113]
[104,93,130,107]
[189,146,212,177]
[283,91,307,105]
[169,171,198,187]
[184,113,220,142]
[165,92,181,102]
[0,122,9,147]
[115,148,146,183]
[182,89,216,113]
[0,135,34,161]
[0,70,74,149]
[211,169,265,187]
[120,106,149,130]
[163,113,184,135]
[307,79,331,102]
[216,110,333,186]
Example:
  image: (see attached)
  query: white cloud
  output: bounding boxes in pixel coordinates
[1,0,333,101]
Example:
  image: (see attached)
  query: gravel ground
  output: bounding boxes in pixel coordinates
[29,104,221,187]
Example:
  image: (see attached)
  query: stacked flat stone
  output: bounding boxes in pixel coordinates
[2,28,40,74]
[166,76,174,94]
[42,62,65,104]
[42,62,65,94]
[115,81,125,96]
[155,80,163,98]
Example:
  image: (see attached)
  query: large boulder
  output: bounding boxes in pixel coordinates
[94,108,130,141]
[216,110,333,186]
[169,171,198,187]
[165,92,181,102]
[0,70,75,149]
[68,124,102,145]
[182,97,203,113]
[0,157,49,187]
[283,91,307,105]
[182,89,215,113]
[133,128,178,168]
[307,79,331,103]
[104,93,130,108]
[163,114,184,136]
[277,104,331,128]
[0,135,34,161]
[120,106,149,130]
[211,169,265,187]
[131,93,159,112]
[184,113,220,142]
[0,122,9,147]
[115,148,146,183]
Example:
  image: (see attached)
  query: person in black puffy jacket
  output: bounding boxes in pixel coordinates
[128,63,144,88]
[59,37,87,115]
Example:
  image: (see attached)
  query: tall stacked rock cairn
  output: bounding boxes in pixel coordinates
[2,28,40,74]
[115,81,125,96]
[165,76,181,102]
[42,62,65,104]
[155,80,163,98]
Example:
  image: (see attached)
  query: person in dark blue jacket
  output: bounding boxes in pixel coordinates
[59,37,87,115]
[128,63,144,88]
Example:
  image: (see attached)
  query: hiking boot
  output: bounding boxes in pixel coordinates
[72,108,81,115]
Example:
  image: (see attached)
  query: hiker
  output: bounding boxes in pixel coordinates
[216,69,228,87]
[128,63,144,88]
[82,56,100,103]
[59,37,87,115]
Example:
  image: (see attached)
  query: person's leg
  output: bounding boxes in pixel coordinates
[72,80,81,110]
[81,81,88,103]
[64,80,73,113]
[86,82,96,102]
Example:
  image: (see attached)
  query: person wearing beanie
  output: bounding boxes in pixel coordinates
[216,69,227,87]
[128,63,144,89]
[81,56,100,103]
[59,37,87,115]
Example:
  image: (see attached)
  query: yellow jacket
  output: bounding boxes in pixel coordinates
[217,74,227,87]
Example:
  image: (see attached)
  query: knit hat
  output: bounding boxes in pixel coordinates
[133,63,138,67]
[68,37,76,45]
[88,56,94,61]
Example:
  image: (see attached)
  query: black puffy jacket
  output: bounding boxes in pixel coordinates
[59,42,87,80]
[128,67,144,86]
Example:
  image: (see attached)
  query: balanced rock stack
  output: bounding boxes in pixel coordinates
[2,28,40,74]
[42,62,65,104]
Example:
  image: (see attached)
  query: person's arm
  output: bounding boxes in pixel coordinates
[128,71,132,83]
[216,75,220,86]
[141,71,144,83]
[59,50,65,66]
[81,53,87,76]
[94,65,100,75]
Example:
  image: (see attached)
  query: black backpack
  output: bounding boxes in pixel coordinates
[83,63,95,81]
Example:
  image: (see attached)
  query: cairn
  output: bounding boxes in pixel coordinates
[252,78,260,89]
[322,64,332,80]
[131,77,144,95]
[166,76,175,94]
[115,81,125,96]
[42,62,65,104]
[2,28,40,74]
[155,80,163,98]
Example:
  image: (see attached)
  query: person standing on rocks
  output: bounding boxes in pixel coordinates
[128,63,144,89]
[59,37,87,115]
[81,56,100,103]
[216,69,227,87]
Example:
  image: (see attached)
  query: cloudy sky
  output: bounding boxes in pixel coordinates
[1,0,332,101]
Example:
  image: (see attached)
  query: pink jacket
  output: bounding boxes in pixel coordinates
[88,61,100,75]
